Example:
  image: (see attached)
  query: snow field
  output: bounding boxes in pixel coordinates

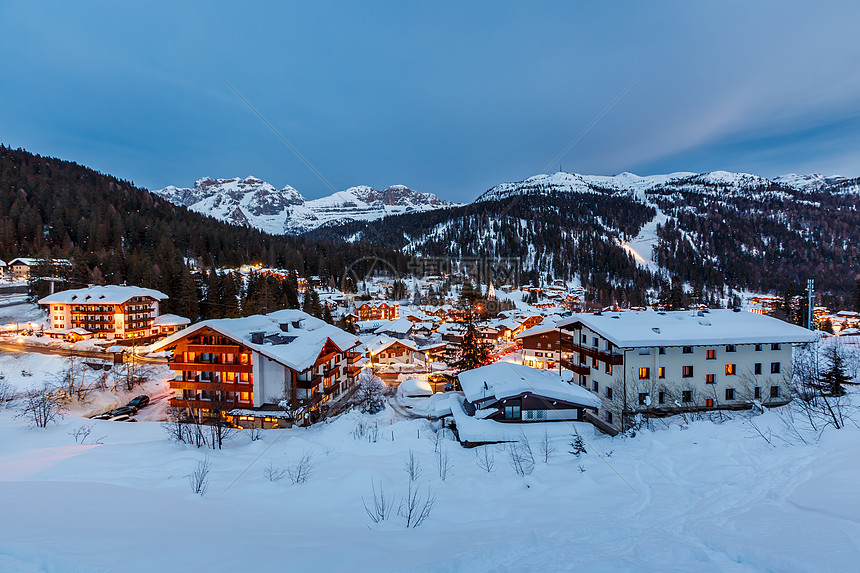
[1,389,860,572]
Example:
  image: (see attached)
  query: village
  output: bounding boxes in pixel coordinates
[1,256,854,443]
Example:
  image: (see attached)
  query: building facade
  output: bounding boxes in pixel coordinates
[521,310,817,432]
[39,285,168,340]
[356,302,399,321]
[151,309,362,427]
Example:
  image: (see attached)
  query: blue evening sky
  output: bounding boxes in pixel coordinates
[1,1,859,201]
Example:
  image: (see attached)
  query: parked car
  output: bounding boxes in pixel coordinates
[91,412,112,420]
[108,405,138,417]
[127,395,150,409]
[108,414,131,422]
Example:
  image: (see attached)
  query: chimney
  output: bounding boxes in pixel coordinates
[250,331,265,344]
[279,322,290,332]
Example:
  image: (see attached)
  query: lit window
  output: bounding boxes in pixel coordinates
[706,374,715,384]
[658,367,665,379]
[706,349,715,360]
[240,392,250,401]
[638,367,650,380]
[705,398,714,407]
[725,364,736,376]
[682,365,694,378]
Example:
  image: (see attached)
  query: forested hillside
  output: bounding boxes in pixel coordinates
[0,146,405,318]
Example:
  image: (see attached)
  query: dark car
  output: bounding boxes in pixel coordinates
[108,405,138,417]
[127,395,150,409]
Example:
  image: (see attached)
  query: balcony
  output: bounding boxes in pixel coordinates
[560,340,624,366]
[184,344,241,354]
[169,397,243,410]
[296,375,322,389]
[324,381,340,395]
[171,380,253,393]
[168,361,253,373]
[560,359,590,376]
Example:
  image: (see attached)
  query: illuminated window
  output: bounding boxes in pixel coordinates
[682,365,693,378]
[658,367,665,379]
[638,367,650,380]
[706,374,715,384]
[705,398,714,407]
[240,392,250,402]
[725,364,736,376]
[706,349,715,360]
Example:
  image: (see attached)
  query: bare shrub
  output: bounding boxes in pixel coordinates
[506,434,535,477]
[352,420,380,442]
[263,463,286,482]
[399,479,436,528]
[0,375,14,407]
[404,450,423,482]
[68,424,106,445]
[248,425,262,442]
[286,451,314,485]
[539,429,555,463]
[436,445,452,481]
[17,384,63,428]
[189,457,210,496]
[363,479,395,524]
[475,445,495,473]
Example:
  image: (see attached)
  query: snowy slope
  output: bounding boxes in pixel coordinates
[154,177,457,235]
[2,351,860,572]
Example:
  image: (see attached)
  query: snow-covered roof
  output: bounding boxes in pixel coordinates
[516,320,559,339]
[152,314,191,327]
[374,317,413,335]
[458,362,601,409]
[556,309,818,347]
[364,335,418,355]
[8,257,71,267]
[39,285,168,305]
[151,309,360,373]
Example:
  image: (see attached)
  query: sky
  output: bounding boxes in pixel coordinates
[1,1,859,202]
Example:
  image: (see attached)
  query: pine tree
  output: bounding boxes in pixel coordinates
[819,347,850,396]
[569,432,587,457]
[453,319,492,372]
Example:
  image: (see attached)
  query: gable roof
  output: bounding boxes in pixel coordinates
[151,309,360,372]
[556,309,818,347]
[458,362,601,409]
[39,285,168,305]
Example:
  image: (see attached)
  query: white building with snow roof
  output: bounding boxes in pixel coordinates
[549,309,818,431]
[39,285,168,340]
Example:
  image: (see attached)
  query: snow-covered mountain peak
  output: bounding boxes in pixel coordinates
[153,177,456,235]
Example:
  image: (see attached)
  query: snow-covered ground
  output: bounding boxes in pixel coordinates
[1,354,860,571]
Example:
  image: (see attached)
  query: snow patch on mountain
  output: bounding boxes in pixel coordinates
[154,177,457,235]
